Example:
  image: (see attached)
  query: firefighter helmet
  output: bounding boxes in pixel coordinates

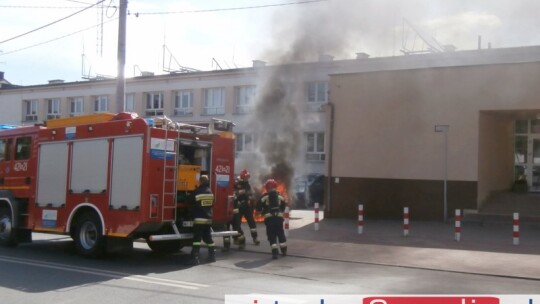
[240,169,250,180]
[264,179,278,192]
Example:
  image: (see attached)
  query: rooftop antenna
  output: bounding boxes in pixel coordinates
[162,44,200,73]
[96,0,104,56]
[211,58,223,70]
[400,18,454,55]
[81,41,94,79]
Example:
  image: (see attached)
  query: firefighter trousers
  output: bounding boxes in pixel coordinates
[239,203,258,241]
[191,223,215,259]
[264,216,287,257]
[224,212,245,249]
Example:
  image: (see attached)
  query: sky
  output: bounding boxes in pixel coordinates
[1,0,540,86]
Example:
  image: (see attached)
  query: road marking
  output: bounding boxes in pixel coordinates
[0,255,208,290]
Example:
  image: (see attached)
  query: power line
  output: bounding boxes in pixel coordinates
[0,17,118,57]
[0,5,87,9]
[133,0,327,16]
[0,0,105,45]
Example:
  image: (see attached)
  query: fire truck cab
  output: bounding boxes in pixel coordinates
[0,113,237,257]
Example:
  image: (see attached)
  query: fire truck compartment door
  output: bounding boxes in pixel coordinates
[37,142,69,207]
[71,139,108,193]
[110,136,143,209]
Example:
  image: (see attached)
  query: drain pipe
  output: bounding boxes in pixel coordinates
[324,101,335,214]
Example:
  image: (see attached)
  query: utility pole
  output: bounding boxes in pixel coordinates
[116,0,128,113]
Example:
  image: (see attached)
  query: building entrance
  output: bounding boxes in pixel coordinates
[514,119,540,192]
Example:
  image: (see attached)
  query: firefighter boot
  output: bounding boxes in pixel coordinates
[222,236,231,252]
[190,246,201,266]
[271,248,279,260]
[238,235,246,250]
[206,246,216,263]
[251,230,260,245]
[280,245,287,257]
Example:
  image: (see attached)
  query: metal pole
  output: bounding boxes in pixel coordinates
[435,125,449,222]
[444,129,448,222]
[116,0,128,113]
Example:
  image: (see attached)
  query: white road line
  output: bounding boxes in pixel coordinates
[0,255,208,290]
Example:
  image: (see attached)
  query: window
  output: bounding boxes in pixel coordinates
[145,92,163,116]
[125,94,135,112]
[235,133,257,153]
[235,86,256,114]
[174,90,193,116]
[203,88,225,115]
[0,139,13,162]
[306,132,325,161]
[515,135,528,163]
[515,120,528,134]
[24,99,38,121]
[531,119,540,134]
[47,98,61,119]
[70,97,84,116]
[307,81,328,103]
[94,96,109,112]
[15,136,31,160]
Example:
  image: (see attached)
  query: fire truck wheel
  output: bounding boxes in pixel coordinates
[146,240,183,254]
[74,212,105,257]
[0,208,17,246]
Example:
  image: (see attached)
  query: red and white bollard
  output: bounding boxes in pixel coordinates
[358,204,364,235]
[403,207,409,237]
[314,202,320,231]
[284,206,290,237]
[454,209,461,242]
[513,212,520,246]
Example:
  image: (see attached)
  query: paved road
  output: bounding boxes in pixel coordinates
[0,233,539,304]
[0,210,539,304]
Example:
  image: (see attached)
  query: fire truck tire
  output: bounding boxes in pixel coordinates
[146,240,183,253]
[74,212,105,257]
[0,207,17,246]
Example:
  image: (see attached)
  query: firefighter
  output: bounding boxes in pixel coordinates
[190,175,216,265]
[223,175,245,251]
[258,179,287,259]
[235,169,260,245]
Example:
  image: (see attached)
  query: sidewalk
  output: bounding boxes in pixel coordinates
[235,210,540,280]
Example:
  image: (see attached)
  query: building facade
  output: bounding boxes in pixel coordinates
[0,61,332,181]
[328,55,540,220]
[3,46,540,218]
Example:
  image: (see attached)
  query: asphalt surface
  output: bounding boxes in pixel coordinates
[225,209,540,280]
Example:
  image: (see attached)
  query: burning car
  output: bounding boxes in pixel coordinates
[293,174,325,209]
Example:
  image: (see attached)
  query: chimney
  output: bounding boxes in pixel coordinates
[140,71,154,77]
[478,35,482,50]
[48,79,65,84]
[0,71,4,80]
[252,60,267,68]
[318,54,334,62]
[355,52,370,59]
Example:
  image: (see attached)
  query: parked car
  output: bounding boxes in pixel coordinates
[293,174,325,208]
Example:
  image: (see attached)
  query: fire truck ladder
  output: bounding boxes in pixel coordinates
[162,127,180,223]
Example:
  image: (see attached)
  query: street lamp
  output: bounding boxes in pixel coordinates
[435,125,449,222]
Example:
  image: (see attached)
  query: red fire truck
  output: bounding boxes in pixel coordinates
[0,113,237,257]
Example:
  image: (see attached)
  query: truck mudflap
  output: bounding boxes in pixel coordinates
[147,224,239,242]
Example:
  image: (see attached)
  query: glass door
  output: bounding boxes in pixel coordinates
[513,119,540,192]
[530,137,540,192]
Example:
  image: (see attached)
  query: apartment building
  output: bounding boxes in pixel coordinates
[0,59,335,179]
